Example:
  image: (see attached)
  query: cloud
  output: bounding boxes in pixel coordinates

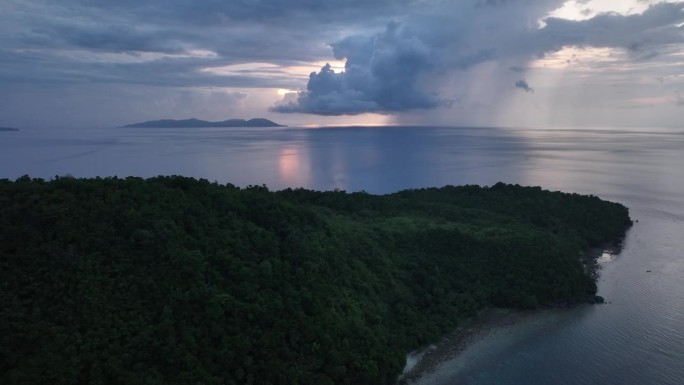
[2,0,684,126]
[538,2,684,54]
[1,0,412,90]
[274,1,684,116]
[515,79,534,93]
[272,23,440,115]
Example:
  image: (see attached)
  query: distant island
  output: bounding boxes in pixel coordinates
[0,126,19,131]
[122,118,285,128]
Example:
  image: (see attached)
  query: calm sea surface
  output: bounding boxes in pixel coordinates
[1,125,683,384]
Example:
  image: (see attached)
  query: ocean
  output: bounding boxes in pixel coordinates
[1,125,683,384]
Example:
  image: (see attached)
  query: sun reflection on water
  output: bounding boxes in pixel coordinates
[278,146,310,188]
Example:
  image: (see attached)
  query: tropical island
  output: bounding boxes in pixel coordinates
[122,118,285,128]
[0,176,632,385]
[0,126,19,131]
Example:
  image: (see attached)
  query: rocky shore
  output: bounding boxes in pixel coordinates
[399,240,625,384]
[399,308,535,384]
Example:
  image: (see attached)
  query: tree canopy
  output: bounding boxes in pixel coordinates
[0,176,632,384]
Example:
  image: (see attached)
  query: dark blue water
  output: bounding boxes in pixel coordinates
[2,125,683,384]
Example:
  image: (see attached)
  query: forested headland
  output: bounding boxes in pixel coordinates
[0,176,632,385]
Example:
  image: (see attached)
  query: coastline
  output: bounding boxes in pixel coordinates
[398,308,538,384]
[399,240,626,384]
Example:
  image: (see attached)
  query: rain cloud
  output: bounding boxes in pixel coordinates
[272,23,439,115]
[273,1,684,115]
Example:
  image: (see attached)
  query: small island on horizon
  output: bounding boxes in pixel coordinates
[121,118,285,128]
[0,126,19,131]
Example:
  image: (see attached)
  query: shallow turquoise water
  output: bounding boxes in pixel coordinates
[2,125,683,384]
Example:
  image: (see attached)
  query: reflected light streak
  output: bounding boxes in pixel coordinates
[278,146,310,188]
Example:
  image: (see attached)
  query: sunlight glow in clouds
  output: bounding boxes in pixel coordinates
[201,61,346,81]
[529,46,621,71]
[548,0,653,21]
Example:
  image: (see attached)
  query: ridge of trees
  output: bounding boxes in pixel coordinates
[0,176,632,384]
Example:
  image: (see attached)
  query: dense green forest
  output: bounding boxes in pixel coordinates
[0,176,632,385]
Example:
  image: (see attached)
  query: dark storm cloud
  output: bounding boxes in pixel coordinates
[0,46,301,90]
[71,0,414,25]
[6,0,416,53]
[515,79,534,93]
[272,23,439,115]
[477,0,514,6]
[35,23,187,54]
[1,0,417,90]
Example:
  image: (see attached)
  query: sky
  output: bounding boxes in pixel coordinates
[1,0,683,129]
